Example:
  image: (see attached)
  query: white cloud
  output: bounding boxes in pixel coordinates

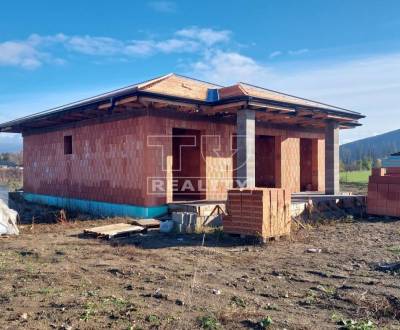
[0,28,230,68]
[0,40,43,69]
[175,27,231,46]
[153,38,199,53]
[269,51,282,59]
[124,40,155,56]
[189,50,400,143]
[191,50,272,84]
[148,1,177,13]
[288,48,309,56]
[65,35,123,55]
[2,29,399,144]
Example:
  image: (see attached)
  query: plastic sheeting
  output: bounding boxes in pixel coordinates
[0,199,19,235]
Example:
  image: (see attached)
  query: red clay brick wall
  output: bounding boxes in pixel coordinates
[24,116,149,205]
[147,118,325,203]
[144,115,236,204]
[280,137,300,192]
[255,127,325,193]
[24,113,326,207]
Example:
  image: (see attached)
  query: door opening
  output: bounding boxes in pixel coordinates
[172,128,205,201]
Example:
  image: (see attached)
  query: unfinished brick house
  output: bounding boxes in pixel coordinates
[0,74,364,217]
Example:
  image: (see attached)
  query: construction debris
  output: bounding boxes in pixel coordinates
[375,262,400,273]
[172,212,198,233]
[159,220,174,233]
[83,223,144,239]
[306,248,322,253]
[169,202,224,227]
[0,199,19,236]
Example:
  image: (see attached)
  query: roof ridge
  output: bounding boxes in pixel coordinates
[236,83,249,96]
[238,81,361,114]
[137,73,174,90]
[168,73,225,88]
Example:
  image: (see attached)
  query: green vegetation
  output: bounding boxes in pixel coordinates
[388,245,400,255]
[340,128,400,167]
[80,302,97,321]
[259,316,273,328]
[338,319,375,330]
[340,157,375,173]
[331,313,375,330]
[340,170,370,184]
[197,315,221,330]
[145,314,161,326]
[230,295,246,308]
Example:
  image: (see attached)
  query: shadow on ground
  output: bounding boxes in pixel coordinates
[74,230,277,249]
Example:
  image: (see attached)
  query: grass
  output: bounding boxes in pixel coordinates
[338,319,375,330]
[80,302,97,321]
[388,245,400,255]
[340,170,371,184]
[259,316,273,328]
[197,315,221,330]
[230,296,246,308]
[146,314,161,326]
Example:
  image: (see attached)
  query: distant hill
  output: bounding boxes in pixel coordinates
[340,129,400,164]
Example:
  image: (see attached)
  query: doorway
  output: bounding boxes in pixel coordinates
[255,135,277,187]
[300,138,316,191]
[172,128,205,201]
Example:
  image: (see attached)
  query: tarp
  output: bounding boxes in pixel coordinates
[0,199,19,235]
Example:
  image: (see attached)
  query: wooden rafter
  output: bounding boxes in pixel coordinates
[207,101,247,115]
[138,96,198,110]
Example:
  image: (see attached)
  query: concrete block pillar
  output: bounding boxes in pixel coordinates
[236,109,256,187]
[325,121,340,195]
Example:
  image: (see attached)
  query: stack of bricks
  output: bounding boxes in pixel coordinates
[223,188,291,241]
[367,167,400,217]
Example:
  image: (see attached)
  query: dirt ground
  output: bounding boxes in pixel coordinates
[341,182,368,195]
[0,217,399,330]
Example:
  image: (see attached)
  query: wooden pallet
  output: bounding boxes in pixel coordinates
[127,218,161,229]
[83,223,144,240]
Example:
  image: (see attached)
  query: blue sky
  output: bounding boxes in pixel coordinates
[1,0,400,151]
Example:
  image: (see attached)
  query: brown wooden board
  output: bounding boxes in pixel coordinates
[84,223,144,239]
[127,219,161,229]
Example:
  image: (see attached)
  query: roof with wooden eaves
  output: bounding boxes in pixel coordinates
[0,73,364,133]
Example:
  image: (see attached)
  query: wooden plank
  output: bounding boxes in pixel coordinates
[116,96,138,106]
[84,223,144,239]
[296,109,314,117]
[98,102,111,110]
[208,101,247,114]
[128,219,161,228]
[326,114,357,122]
[265,105,296,113]
[138,96,197,110]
